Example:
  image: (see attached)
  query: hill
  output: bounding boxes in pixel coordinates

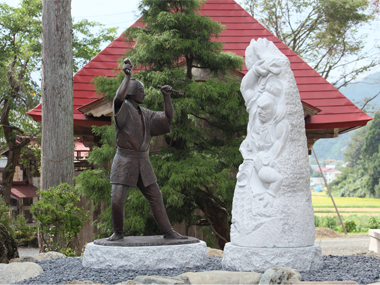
[311,72,380,162]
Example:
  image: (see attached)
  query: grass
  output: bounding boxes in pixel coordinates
[314,214,380,233]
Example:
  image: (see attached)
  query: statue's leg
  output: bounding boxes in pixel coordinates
[108,183,129,241]
[137,177,188,239]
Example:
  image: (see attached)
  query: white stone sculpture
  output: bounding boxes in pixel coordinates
[222,38,322,271]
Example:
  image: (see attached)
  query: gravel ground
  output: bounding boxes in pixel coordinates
[13,255,380,285]
[14,235,380,285]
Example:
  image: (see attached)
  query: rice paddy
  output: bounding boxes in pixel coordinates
[312,192,380,217]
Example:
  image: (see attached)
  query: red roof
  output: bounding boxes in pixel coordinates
[10,185,39,198]
[27,0,371,130]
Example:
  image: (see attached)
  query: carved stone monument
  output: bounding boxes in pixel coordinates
[222,38,322,271]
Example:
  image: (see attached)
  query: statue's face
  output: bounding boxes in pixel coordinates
[132,84,146,104]
[257,94,275,123]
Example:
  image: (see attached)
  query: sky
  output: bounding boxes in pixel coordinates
[2,0,380,80]
[3,0,142,40]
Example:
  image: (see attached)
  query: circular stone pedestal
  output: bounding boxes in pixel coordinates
[222,243,323,272]
[82,238,209,270]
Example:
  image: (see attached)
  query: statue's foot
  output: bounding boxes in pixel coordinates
[107,233,124,241]
[163,230,188,239]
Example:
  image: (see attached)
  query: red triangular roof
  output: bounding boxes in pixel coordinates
[28,0,372,130]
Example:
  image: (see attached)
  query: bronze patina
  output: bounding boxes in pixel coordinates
[108,58,187,241]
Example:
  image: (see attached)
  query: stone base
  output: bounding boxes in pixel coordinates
[82,240,209,270]
[222,242,322,272]
[369,229,380,254]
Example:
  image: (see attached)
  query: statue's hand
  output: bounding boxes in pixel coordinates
[123,58,133,76]
[160,85,173,96]
[259,192,275,208]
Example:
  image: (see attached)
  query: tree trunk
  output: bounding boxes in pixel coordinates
[0,99,30,205]
[2,146,23,205]
[41,0,74,190]
[194,190,230,249]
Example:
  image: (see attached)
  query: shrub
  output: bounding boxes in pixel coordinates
[0,197,14,236]
[314,215,321,227]
[369,216,380,229]
[13,215,37,244]
[343,219,357,233]
[31,183,89,256]
[321,216,339,229]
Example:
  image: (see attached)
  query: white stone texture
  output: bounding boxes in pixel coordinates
[82,241,209,270]
[222,242,323,272]
[230,38,316,248]
[178,271,262,284]
[0,262,43,284]
[369,229,380,254]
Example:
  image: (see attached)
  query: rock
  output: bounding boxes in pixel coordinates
[287,281,360,285]
[0,223,19,263]
[82,241,208,270]
[0,262,43,283]
[178,270,262,284]
[65,281,103,285]
[134,275,189,284]
[115,281,142,285]
[34,251,66,261]
[259,267,301,284]
[207,247,223,257]
[222,243,322,272]
[10,255,37,263]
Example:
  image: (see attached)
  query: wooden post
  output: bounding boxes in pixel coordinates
[41,0,74,190]
[312,147,347,234]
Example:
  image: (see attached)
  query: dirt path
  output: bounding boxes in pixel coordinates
[315,235,373,256]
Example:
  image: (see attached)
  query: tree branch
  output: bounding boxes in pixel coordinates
[361,90,380,110]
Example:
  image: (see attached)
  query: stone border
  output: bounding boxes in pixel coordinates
[222,242,323,272]
[82,241,209,270]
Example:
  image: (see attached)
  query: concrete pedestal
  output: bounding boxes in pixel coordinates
[82,240,209,270]
[369,229,380,254]
[222,242,323,272]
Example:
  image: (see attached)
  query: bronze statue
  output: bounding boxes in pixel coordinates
[108,58,187,241]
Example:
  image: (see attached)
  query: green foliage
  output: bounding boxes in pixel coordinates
[0,196,37,244]
[13,215,37,244]
[241,0,379,89]
[369,216,380,229]
[343,219,357,232]
[330,113,380,198]
[344,125,369,167]
[0,196,14,236]
[77,0,245,246]
[314,215,321,227]
[31,183,89,255]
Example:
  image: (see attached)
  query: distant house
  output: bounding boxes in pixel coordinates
[1,138,91,223]
[313,168,342,184]
[0,146,39,223]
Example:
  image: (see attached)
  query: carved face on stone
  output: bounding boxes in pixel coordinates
[257,93,276,124]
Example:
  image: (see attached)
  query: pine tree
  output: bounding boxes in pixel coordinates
[76,0,245,248]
